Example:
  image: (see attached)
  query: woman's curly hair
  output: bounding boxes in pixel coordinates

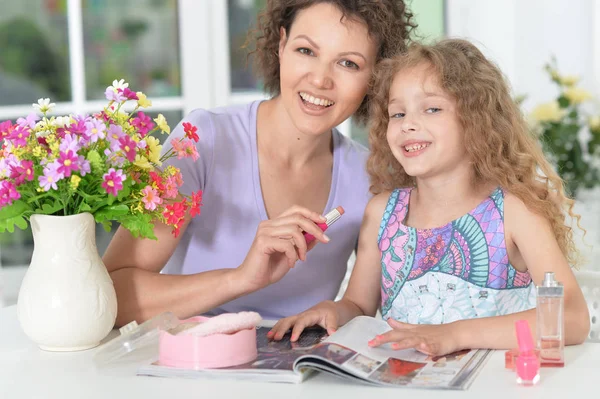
[367,39,581,266]
[245,0,416,124]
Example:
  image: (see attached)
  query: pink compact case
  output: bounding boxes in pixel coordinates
[94,312,259,369]
[158,316,257,369]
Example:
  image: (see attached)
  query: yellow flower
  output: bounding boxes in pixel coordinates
[154,114,170,134]
[559,75,579,87]
[136,92,152,108]
[564,87,592,104]
[164,165,178,176]
[590,116,600,131]
[32,146,44,158]
[531,101,565,123]
[70,175,81,190]
[134,154,153,170]
[146,136,162,165]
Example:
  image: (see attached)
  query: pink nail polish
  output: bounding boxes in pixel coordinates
[515,320,540,386]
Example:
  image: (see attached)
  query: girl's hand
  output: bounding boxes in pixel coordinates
[236,206,330,293]
[268,300,339,341]
[368,319,463,357]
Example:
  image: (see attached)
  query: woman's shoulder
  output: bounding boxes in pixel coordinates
[334,130,369,159]
[185,101,259,131]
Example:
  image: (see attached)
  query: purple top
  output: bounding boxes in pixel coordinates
[161,101,371,319]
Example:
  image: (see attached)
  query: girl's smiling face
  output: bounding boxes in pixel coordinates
[386,62,470,180]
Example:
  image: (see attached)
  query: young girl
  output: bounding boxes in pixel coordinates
[268,39,590,356]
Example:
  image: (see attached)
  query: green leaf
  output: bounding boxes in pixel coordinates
[102,221,113,233]
[558,95,570,108]
[94,204,129,223]
[107,194,116,206]
[0,200,29,220]
[118,213,157,240]
[0,200,30,233]
[79,203,92,212]
[38,202,63,215]
[117,182,131,201]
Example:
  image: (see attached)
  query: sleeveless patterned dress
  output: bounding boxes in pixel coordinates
[378,187,536,323]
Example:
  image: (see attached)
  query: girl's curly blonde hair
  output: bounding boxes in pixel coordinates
[367,39,580,266]
[245,0,416,125]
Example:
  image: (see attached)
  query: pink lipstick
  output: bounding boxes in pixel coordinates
[303,206,345,245]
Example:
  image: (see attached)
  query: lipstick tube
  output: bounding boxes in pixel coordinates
[303,206,345,245]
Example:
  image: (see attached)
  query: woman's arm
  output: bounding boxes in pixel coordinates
[103,206,330,327]
[269,193,388,339]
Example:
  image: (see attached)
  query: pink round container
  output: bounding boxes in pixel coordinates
[158,316,257,369]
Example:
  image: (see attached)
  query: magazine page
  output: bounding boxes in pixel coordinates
[294,316,491,389]
[136,326,329,384]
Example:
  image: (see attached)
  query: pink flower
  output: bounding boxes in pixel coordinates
[84,119,106,143]
[170,138,185,158]
[163,176,179,199]
[118,135,137,162]
[57,150,79,177]
[189,191,203,217]
[0,121,14,139]
[8,125,30,147]
[0,180,20,207]
[183,122,199,142]
[102,168,125,196]
[131,112,154,137]
[140,185,162,211]
[11,160,34,185]
[119,88,138,100]
[171,139,199,161]
[16,113,39,129]
[38,162,63,191]
[105,88,126,102]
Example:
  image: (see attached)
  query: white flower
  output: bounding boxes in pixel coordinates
[51,116,72,128]
[108,79,129,92]
[33,98,56,114]
[35,118,52,137]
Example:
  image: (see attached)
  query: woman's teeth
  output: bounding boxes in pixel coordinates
[299,92,334,107]
[404,143,430,152]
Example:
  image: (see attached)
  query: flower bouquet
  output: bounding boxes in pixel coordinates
[0,79,202,351]
[0,79,202,237]
[529,59,600,197]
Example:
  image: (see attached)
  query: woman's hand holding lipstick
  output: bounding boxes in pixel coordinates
[235,205,331,293]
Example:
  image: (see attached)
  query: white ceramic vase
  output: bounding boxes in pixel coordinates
[17,212,118,351]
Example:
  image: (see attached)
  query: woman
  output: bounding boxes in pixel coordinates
[103,0,415,326]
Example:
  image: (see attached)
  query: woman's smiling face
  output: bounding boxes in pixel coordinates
[277,2,378,136]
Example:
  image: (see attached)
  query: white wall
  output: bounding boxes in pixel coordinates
[447,0,598,109]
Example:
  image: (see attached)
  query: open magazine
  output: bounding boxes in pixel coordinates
[137,316,492,389]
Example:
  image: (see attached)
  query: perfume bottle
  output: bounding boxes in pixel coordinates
[515,319,540,386]
[536,272,565,367]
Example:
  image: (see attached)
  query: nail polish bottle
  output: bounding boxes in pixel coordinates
[515,320,540,386]
[536,272,565,367]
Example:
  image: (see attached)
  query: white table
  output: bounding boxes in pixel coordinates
[1,305,598,399]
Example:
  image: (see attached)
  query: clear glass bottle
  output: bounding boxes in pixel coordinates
[536,272,565,367]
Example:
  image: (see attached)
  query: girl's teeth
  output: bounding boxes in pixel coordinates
[404,143,430,152]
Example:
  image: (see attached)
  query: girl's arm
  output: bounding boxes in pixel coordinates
[336,192,390,320]
[455,193,590,349]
